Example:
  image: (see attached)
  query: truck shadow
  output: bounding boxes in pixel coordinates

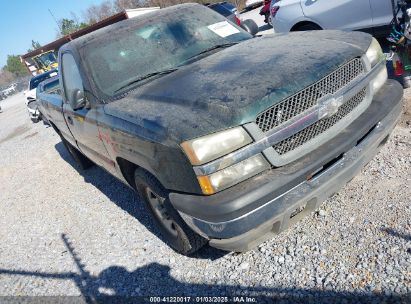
[0,234,409,304]
[381,227,411,242]
[54,141,227,261]
[258,24,271,32]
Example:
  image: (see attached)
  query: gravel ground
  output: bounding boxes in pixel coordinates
[0,25,410,304]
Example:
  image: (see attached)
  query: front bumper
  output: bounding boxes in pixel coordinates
[169,80,403,252]
[27,107,39,116]
[27,101,40,119]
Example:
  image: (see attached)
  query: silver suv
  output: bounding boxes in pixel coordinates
[271,0,392,36]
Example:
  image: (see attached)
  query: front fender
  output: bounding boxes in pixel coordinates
[97,113,203,194]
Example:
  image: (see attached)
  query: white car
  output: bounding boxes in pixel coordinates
[25,69,58,122]
[1,85,16,97]
[271,0,393,36]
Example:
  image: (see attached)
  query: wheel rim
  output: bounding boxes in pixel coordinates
[145,187,178,237]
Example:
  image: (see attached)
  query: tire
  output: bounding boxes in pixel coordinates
[134,169,207,255]
[241,19,259,36]
[30,117,39,123]
[268,14,273,27]
[295,23,322,31]
[264,12,273,27]
[402,71,411,89]
[60,136,94,170]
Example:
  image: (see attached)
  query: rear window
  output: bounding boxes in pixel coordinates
[41,79,60,95]
[221,2,237,13]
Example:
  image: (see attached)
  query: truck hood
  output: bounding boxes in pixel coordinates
[104,30,372,143]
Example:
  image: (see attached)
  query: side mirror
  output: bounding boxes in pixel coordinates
[242,19,259,36]
[71,89,85,110]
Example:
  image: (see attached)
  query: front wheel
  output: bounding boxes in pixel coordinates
[134,169,207,255]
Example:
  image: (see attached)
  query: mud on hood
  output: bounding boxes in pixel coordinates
[104,30,372,143]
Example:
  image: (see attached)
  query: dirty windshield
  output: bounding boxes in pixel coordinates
[81,6,251,98]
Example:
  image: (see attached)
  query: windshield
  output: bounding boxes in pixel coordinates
[81,5,251,98]
[36,52,57,67]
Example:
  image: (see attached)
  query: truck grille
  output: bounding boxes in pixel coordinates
[273,88,367,155]
[256,58,365,133]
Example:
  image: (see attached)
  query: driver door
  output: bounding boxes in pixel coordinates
[61,52,112,169]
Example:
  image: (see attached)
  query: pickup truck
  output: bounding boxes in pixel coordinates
[38,3,404,255]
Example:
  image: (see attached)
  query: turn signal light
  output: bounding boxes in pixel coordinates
[234,13,241,26]
[197,176,215,195]
[394,59,404,77]
[271,6,280,17]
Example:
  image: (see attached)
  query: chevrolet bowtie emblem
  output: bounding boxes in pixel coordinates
[318,95,344,119]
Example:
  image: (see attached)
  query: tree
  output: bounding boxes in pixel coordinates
[57,18,89,37]
[0,69,15,87]
[27,40,42,53]
[114,0,148,10]
[59,18,79,36]
[83,1,117,25]
[31,40,41,50]
[4,55,28,77]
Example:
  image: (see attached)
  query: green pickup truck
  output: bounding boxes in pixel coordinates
[37,4,403,255]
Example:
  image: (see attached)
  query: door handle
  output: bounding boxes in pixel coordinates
[67,116,74,125]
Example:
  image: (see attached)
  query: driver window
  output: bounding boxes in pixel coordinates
[62,53,83,104]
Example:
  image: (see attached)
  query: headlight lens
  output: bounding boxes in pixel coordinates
[366,38,385,67]
[371,66,388,94]
[197,154,270,195]
[181,127,252,165]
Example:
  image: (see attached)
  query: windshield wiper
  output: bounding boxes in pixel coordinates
[186,42,239,60]
[114,68,178,93]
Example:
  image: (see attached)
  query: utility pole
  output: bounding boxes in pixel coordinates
[48,8,62,33]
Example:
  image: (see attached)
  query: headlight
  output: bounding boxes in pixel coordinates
[27,100,38,110]
[366,38,385,67]
[181,127,252,166]
[197,154,270,195]
[371,66,388,94]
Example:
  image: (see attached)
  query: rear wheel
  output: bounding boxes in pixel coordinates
[134,169,207,255]
[241,19,259,35]
[266,13,272,27]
